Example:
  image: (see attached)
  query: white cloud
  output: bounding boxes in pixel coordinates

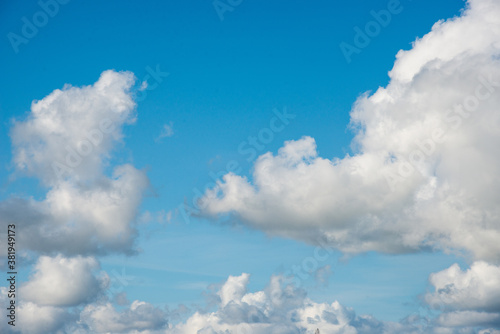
[479,329,500,334]
[0,70,150,256]
[10,69,137,185]
[3,2,500,333]
[170,273,420,334]
[157,122,174,141]
[422,262,500,330]
[426,262,500,312]
[218,273,250,307]
[7,269,499,333]
[389,0,500,83]
[436,311,500,328]
[17,302,73,334]
[0,70,155,333]
[0,287,72,334]
[167,272,500,333]
[21,255,108,307]
[79,300,168,333]
[200,0,500,261]
[3,257,166,333]
[0,164,149,256]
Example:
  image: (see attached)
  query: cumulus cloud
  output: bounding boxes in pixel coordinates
[0,164,148,256]
[79,300,168,333]
[0,69,163,333]
[479,329,500,334]
[200,0,500,261]
[6,269,499,333]
[426,262,500,312]
[157,122,174,141]
[415,262,500,330]
[436,311,500,328]
[0,70,149,257]
[0,287,73,334]
[10,70,136,185]
[21,255,108,307]
[164,272,500,334]
[3,276,167,334]
[17,302,74,334]
[166,272,500,333]
[218,273,250,307]
[169,273,426,334]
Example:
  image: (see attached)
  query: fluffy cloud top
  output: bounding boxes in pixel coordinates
[424,262,500,329]
[219,273,250,307]
[201,0,500,261]
[170,272,500,334]
[22,255,107,307]
[10,70,136,185]
[426,261,500,312]
[170,273,412,334]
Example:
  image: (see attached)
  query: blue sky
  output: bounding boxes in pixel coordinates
[2,0,500,333]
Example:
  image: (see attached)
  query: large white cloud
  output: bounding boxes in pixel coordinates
[0,70,149,257]
[200,0,500,261]
[0,70,168,333]
[21,255,108,307]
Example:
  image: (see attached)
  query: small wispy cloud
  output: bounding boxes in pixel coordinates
[156,122,174,141]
